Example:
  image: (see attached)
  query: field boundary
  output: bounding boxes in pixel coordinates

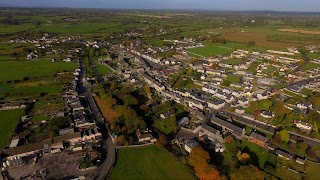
[116,143,154,149]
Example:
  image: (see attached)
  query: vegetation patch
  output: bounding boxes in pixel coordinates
[0,109,24,147]
[301,62,320,70]
[187,45,232,57]
[0,60,77,82]
[109,145,196,180]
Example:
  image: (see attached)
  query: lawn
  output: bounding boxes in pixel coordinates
[187,45,232,57]
[223,58,244,65]
[0,109,24,147]
[305,161,320,180]
[109,145,196,180]
[227,75,240,83]
[0,83,63,99]
[242,140,270,168]
[301,62,320,70]
[0,60,77,82]
[93,61,113,76]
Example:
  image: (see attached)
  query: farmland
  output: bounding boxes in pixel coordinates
[109,145,196,180]
[0,109,24,147]
[277,28,320,35]
[0,60,77,81]
[187,45,232,57]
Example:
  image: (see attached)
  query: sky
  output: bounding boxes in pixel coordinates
[0,0,320,12]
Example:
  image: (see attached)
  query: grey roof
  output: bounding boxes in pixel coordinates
[201,124,220,135]
[276,149,292,158]
[250,132,268,142]
[211,117,244,137]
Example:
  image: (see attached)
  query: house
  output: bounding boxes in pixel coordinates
[207,99,226,110]
[211,117,245,139]
[276,149,292,160]
[238,98,249,105]
[2,142,44,160]
[160,111,174,119]
[191,109,206,121]
[136,129,157,143]
[235,107,245,114]
[178,117,190,127]
[184,140,199,153]
[297,102,312,110]
[9,139,20,148]
[260,111,275,118]
[198,124,223,143]
[256,91,268,100]
[294,120,312,133]
[296,156,305,164]
[248,132,269,148]
[186,98,204,110]
[59,128,75,136]
[257,78,276,86]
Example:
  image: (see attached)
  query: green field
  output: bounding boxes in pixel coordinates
[0,109,24,147]
[0,60,77,81]
[0,84,63,99]
[227,75,240,83]
[109,145,196,180]
[93,61,114,76]
[242,140,270,168]
[0,23,36,34]
[301,62,320,70]
[223,58,244,65]
[187,45,232,57]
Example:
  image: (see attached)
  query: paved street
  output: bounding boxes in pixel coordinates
[78,57,116,180]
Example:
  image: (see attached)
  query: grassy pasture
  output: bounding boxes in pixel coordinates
[187,45,232,57]
[242,140,270,168]
[109,145,196,180]
[220,31,305,48]
[0,60,77,82]
[301,62,320,70]
[0,23,36,34]
[0,109,24,147]
[227,75,240,83]
[223,58,244,65]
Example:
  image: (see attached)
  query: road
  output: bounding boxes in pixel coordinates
[78,56,116,180]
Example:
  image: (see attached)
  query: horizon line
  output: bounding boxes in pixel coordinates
[0,6,319,14]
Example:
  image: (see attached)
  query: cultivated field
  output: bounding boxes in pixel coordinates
[277,28,320,35]
[109,145,196,180]
[0,109,24,147]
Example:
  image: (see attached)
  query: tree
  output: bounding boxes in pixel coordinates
[156,134,167,148]
[239,153,251,164]
[230,165,264,180]
[258,99,272,110]
[189,147,210,167]
[296,141,309,155]
[144,86,151,95]
[189,147,221,180]
[277,130,290,143]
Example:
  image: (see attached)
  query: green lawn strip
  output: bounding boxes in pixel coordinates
[0,109,24,147]
[301,62,320,70]
[110,145,196,180]
[223,59,244,65]
[242,140,270,168]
